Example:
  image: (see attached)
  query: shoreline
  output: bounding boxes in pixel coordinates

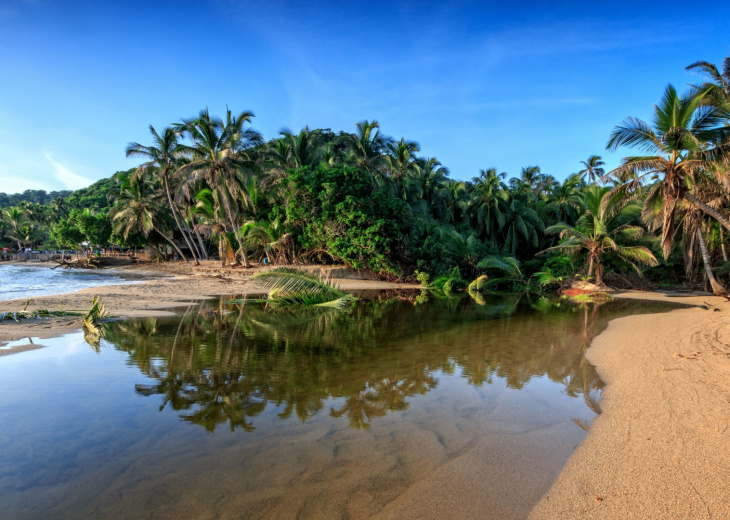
[530,291,730,519]
[0,262,419,344]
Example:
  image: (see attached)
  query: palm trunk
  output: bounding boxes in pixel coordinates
[587,256,594,279]
[721,227,728,262]
[194,226,209,260]
[696,226,726,295]
[163,174,199,266]
[685,192,730,235]
[153,225,188,262]
[222,198,250,268]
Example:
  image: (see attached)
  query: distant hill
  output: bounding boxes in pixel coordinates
[0,189,73,208]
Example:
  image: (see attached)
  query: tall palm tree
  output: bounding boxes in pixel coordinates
[279,126,324,169]
[2,207,26,250]
[500,196,544,255]
[471,168,509,241]
[541,185,658,286]
[109,175,187,260]
[176,108,260,267]
[412,157,450,220]
[544,174,585,226]
[386,138,421,187]
[343,120,393,178]
[126,126,199,264]
[578,155,605,184]
[607,84,730,258]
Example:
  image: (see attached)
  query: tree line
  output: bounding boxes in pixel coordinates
[1,55,729,293]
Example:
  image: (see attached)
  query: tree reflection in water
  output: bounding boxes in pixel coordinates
[100,294,665,433]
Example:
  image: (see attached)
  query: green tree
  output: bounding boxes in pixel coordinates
[542,185,658,286]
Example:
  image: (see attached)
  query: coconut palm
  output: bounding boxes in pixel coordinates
[176,108,260,267]
[126,125,200,264]
[607,84,730,258]
[541,185,658,286]
[686,56,730,109]
[543,174,585,226]
[578,155,606,184]
[412,157,450,220]
[109,175,187,261]
[343,120,393,178]
[279,126,324,169]
[386,138,421,187]
[2,207,26,250]
[193,188,232,266]
[471,168,509,240]
[500,196,544,255]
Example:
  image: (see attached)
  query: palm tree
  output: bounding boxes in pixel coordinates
[193,188,232,266]
[543,174,585,226]
[109,175,187,261]
[2,207,26,250]
[176,108,260,267]
[279,126,324,169]
[541,185,658,286]
[471,168,509,240]
[412,157,450,219]
[607,84,730,259]
[500,196,544,255]
[386,138,421,187]
[126,125,199,264]
[578,155,605,184]
[686,55,730,109]
[343,120,393,178]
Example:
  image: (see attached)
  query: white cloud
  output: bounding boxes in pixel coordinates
[43,153,93,190]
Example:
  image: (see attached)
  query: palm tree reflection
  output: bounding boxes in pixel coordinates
[100,295,663,433]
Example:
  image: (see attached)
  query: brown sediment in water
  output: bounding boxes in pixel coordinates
[530,291,730,519]
[0,262,418,343]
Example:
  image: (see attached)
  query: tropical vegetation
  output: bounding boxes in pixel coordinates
[2,54,730,294]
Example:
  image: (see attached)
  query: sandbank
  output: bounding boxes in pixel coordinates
[531,291,730,519]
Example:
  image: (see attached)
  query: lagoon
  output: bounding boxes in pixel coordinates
[0,295,679,519]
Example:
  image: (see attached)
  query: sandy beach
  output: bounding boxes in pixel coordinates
[531,291,730,519]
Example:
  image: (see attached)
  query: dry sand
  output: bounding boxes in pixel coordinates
[531,291,730,519]
[0,261,417,343]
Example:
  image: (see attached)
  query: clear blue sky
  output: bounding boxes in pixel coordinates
[1,0,729,193]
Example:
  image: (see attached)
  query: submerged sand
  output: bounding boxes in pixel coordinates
[531,291,730,519]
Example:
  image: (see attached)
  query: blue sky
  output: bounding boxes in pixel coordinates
[1,0,729,193]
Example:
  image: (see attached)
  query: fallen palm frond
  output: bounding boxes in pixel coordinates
[251,268,357,309]
[82,296,109,335]
[0,299,83,322]
[467,275,488,295]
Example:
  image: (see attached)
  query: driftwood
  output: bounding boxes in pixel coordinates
[52,257,100,270]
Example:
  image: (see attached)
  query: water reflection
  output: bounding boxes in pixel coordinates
[99,295,648,433]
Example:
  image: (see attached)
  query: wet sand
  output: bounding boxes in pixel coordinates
[0,262,418,343]
[531,291,730,519]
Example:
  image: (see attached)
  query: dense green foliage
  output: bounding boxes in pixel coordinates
[2,54,730,293]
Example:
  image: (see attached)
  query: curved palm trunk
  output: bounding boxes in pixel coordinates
[163,174,199,265]
[153,224,188,262]
[696,226,726,295]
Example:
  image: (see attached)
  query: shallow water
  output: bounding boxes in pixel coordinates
[0,294,681,519]
[0,264,143,301]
